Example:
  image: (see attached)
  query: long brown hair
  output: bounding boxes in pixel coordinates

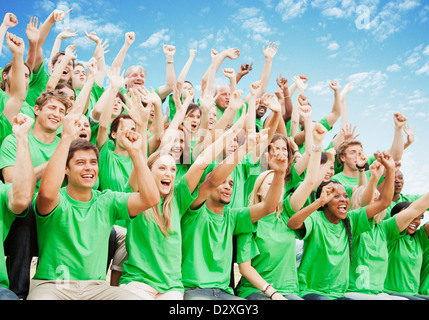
[145,150,175,238]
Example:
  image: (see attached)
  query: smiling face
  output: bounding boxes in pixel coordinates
[394,171,404,194]
[225,135,239,156]
[170,130,184,161]
[65,149,99,189]
[215,86,230,111]
[34,98,67,133]
[256,101,267,119]
[125,66,146,91]
[211,175,234,205]
[406,213,424,235]
[326,184,349,220]
[151,155,177,197]
[323,163,335,182]
[208,106,217,130]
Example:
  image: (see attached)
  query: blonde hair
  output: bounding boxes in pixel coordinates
[350,185,386,224]
[146,150,174,238]
[248,170,283,219]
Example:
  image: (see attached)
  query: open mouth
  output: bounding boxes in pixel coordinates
[81,174,95,181]
[338,204,347,214]
[79,131,88,139]
[161,179,171,187]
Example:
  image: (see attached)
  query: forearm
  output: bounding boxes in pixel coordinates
[259,57,273,95]
[290,98,300,137]
[238,261,281,299]
[287,198,322,230]
[75,74,96,115]
[389,127,404,162]
[256,170,285,221]
[361,175,379,206]
[110,43,130,71]
[9,136,35,214]
[25,40,38,72]
[48,36,63,68]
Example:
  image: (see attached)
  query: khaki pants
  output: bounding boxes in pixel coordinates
[27,280,142,300]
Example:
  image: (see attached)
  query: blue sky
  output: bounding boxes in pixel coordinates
[2,0,429,201]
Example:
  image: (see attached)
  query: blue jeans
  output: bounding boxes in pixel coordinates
[246,291,303,300]
[0,286,19,300]
[184,288,245,300]
[302,293,353,300]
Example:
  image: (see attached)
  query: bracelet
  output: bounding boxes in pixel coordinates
[270,291,279,299]
[262,283,272,294]
[167,60,174,64]
[356,163,366,170]
[312,144,323,152]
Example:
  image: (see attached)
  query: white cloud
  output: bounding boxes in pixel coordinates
[233,7,272,42]
[347,70,387,94]
[416,63,429,75]
[423,45,429,56]
[327,41,340,51]
[275,0,308,21]
[139,29,170,48]
[387,64,401,72]
[308,80,332,96]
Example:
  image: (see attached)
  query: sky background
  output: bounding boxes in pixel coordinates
[1,0,429,215]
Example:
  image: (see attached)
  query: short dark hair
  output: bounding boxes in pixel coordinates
[66,139,99,168]
[1,61,32,91]
[390,201,412,217]
[35,90,72,113]
[51,51,76,68]
[109,114,133,141]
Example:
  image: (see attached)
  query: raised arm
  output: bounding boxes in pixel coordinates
[96,67,124,150]
[110,31,135,71]
[289,123,327,212]
[287,182,337,230]
[236,63,253,85]
[258,42,278,95]
[35,105,81,216]
[2,33,26,123]
[289,76,308,137]
[325,81,342,128]
[8,114,35,215]
[0,12,18,57]
[389,112,407,162]
[364,151,395,219]
[85,31,109,87]
[48,27,78,71]
[24,16,41,73]
[249,149,287,223]
[35,9,72,73]
[46,44,77,90]
[73,57,97,116]
[120,126,160,217]
[394,193,429,233]
[156,45,176,101]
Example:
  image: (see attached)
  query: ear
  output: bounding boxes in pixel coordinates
[34,105,41,116]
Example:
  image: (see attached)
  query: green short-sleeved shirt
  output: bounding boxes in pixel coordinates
[0,183,21,288]
[25,62,50,107]
[98,143,133,192]
[236,209,299,298]
[384,227,429,296]
[348,216,400,294]
[331,171,372,200]
[75,83,104,118]
[33,187,131,281]
[0,130,60,192]
[0,89,35,120]
[296,207,372,299]
[386,194,423,219]
[120,176,198,292]
[420,230,429,295]
[0,113,12,147]
[181,205,253,295]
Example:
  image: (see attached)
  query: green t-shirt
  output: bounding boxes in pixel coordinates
[236,205,299,298]
[181,205,253,294]
[384,227,429,296]
[25,62,50,107]
[98,143,133,192]
[0,183,26,289]
[420,229,429,295]
[386,193,423,219]
[295,207,372,299]
[0,130,61,192]
[0,89,35,120]
[120,176,198,292]
[0,112,12,147]
[348,216,400,294]
[75,82,104,118]
[33,187,131,281]
[331,171,372,200]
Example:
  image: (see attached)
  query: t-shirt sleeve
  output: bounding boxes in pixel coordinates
[232,207,253,235]
[348,206,373,236]
[236,231,259,264]
[174,174,199,217]
[0,134,17,170]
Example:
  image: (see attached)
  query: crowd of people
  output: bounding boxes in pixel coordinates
[0,8,428,301]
